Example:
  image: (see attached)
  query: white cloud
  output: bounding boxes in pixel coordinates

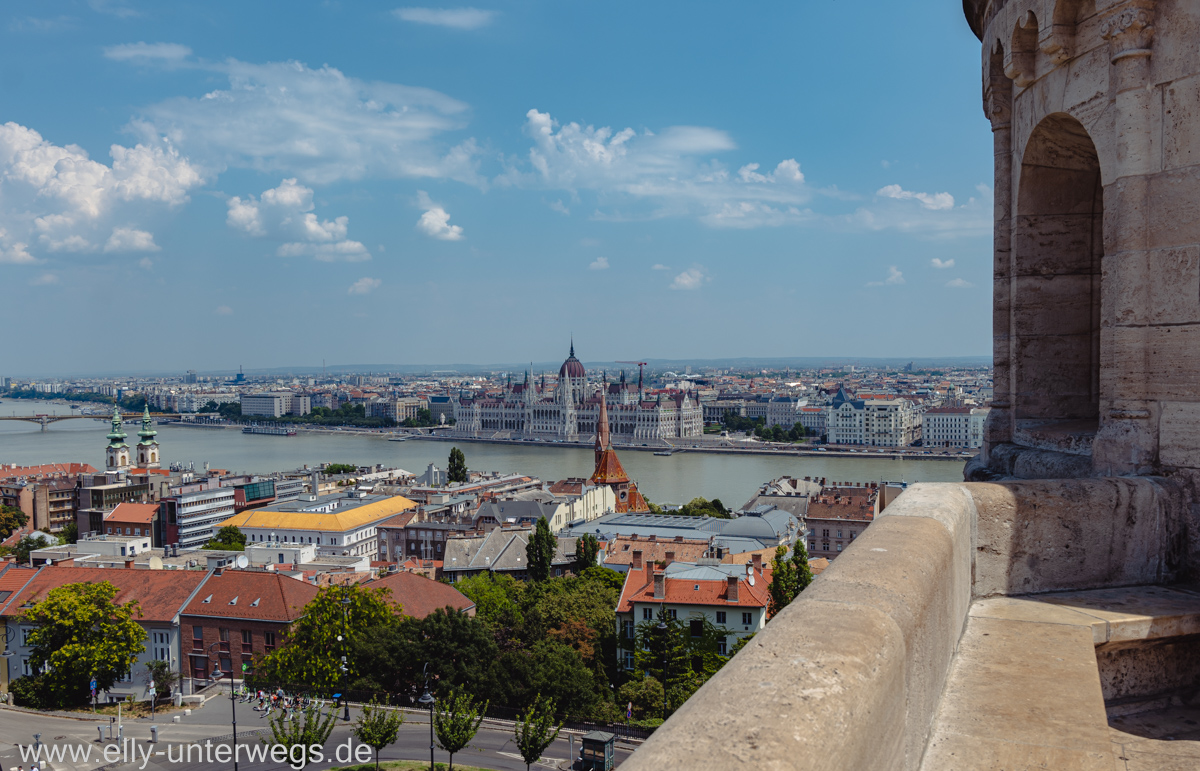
[670,266,709,290]
[139,257,153,269]
[867,266,906,286]
[226,179,370,262]
[348,277,382,295]
[549,200,570,215]
[877,184,955,211]
[0,230,36,264]
[0,121,202,262]
[104,227,160,252]
[652,263,670,271]
[589,256,609,271]
[129,59,478,186]
[30,272,58,285]
[503,109,809,228]
[931,258,955,269]
[392,7,497,30]
[946,278,974,288]
[214,305,233,315]
[103,42,192,62]
[415,191,464,240]
[845,184,992,239]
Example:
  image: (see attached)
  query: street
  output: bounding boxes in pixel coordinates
[0,696,635,771]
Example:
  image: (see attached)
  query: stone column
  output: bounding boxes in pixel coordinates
[982,62,1014,465]
[1093,0,1157,475]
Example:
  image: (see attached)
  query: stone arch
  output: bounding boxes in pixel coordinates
[1006,10,1039,87]
[1013,112,1102,429]
[1041,0,1096,63]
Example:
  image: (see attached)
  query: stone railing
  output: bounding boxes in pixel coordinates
[622,477,1194,771]
[622,483,977,771]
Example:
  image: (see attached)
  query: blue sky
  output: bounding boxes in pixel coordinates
[1,1,992,376]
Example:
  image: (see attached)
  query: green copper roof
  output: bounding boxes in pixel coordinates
[138,405,157,445]
[107,407,128,447]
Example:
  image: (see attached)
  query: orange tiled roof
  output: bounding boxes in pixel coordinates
[105,502,159,524]
[0,463,97,481]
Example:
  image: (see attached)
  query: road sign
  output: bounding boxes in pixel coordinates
[90,678,97,691]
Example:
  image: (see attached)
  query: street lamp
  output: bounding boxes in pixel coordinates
[418,664,436,771]
[340,589,352,721]
[207,641,238,771]
[656,613,669,721]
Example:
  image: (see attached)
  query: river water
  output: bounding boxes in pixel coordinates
[0,399,966,507]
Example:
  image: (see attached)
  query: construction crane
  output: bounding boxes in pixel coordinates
[617,361,649,394]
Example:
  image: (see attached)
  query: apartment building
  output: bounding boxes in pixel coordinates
[240,392,311,418]
[921,406,990,448]
[162,479,237,549]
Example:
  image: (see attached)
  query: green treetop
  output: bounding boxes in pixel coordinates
[525,516,556,582]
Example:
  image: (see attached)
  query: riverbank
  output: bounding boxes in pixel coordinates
[407,432,977,463]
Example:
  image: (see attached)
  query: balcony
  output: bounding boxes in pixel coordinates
[624,479,1200,770]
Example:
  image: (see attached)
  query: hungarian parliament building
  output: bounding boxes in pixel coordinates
[452,344,704,441]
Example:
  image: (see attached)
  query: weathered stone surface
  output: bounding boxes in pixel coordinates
[1160,402,1200,468]
[967,478,1188,596]
[919,614,1112,770]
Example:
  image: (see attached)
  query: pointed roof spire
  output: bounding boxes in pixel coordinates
[107,407,127,447]
[138,405,157,445]
[595,390,611,465]
[570,336,575,358]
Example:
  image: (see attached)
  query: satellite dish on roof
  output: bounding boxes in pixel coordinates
[235,555,249,569]
[746,564,753,577]
[748,574,755,586]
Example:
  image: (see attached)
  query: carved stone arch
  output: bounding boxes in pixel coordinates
[1040,0,1096,64]
[985,40,1012,127]
[1005,10,1039,87]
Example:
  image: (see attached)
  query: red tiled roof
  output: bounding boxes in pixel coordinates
[378,511,418,530]
[366,570,474,618]
[106,502,159,524]
[181,570,318,622]
[616,563,771,613]
[603,538,711,567]
[0,463,97,481]
[0,564,37,605]
[0,566,208,621]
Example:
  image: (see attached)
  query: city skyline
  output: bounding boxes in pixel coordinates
[1,1,992,373]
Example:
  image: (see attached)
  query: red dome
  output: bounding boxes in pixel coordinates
[560,355,586,379]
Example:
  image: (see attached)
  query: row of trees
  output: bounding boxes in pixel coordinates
[754,422,813,443]
[201,401,396,429]
[645,497,731,519]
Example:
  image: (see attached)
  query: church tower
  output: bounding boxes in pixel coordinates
[105,407,131,473]
[136,406,160,469]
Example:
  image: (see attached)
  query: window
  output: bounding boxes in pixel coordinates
[716,611,727,624]
[624,651,635,669]
[218,628,229,641]
[837,530,843,539]
[717,639,727,656]
[822,542,830,552]
[837,543,843,551]
[690,619,703,637]
[241,630,252,645]
[622,621,633,639]
[822,529,829,538]
[642,608,652,620]
[193,625,203,640]
[667,609,677,620]
[809,541,816,551]
[850,531,856,540]
[742,612,752,626]
[264,632,276,650]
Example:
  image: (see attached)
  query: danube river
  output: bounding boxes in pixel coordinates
[0,400,966,507]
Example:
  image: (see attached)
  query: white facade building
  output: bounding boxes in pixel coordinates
[824,389,917,447]
[921,406,990,448]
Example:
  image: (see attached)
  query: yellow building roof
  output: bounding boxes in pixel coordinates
[219,495,417,533]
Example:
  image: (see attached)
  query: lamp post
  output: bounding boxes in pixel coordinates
[340,589,352,721]
[207,641,238,771]
[418,664,435,771]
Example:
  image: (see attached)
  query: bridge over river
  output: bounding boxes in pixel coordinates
[0,413,183,430]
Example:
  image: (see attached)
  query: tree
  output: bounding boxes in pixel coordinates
[145,659,179,701]
[434,688,488,771]
[353,698,404,771]
[13,534,45,565]
[525,516,556,582]
[324,463,358,475]
[513,694,562,771]
[252,584,399,689]
[0,505,27,539]
[768,544,798,618]
[59,521,78,545]
[447,447,468,484]
[573,533,600,573]
[768,539,813,619]
[617,676,664,721]
[263,704,337,770]
[203,524,246,551]
[22,581,147,707]
[202,400,221,413]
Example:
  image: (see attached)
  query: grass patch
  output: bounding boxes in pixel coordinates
[66,700,183,718]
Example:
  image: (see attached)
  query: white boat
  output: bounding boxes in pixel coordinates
[388,435,409,442]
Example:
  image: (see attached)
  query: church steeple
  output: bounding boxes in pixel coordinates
[136,405,161,469]
[106,407,130,473]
